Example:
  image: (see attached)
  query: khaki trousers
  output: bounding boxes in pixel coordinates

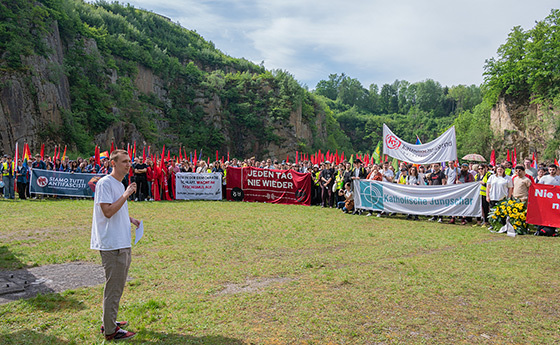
[100,248,131,335]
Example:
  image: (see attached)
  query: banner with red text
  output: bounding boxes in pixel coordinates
[30,169,103,197]
[526,184,560,228]
[226,167,311,205]
[383,124,457,164]
[175,172,222,200]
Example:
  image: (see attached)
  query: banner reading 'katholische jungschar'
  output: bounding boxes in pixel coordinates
[175,172,222,200]
[383,124,457,164]
[354,180,481,217]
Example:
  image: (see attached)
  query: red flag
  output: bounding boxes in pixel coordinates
[216,150,219,162]
[513,148,517,166]
[143,146,146,163]
[227,151,230,162]
[53,145,57,161]
[194,150,197,167]
[160,145,165,170]
[61,145,67,161]
[207,157,209,165]
[286,155,289,163]
[110,141,115,155]
[532,152,537,169]
[40,144,44,160]
[95,145,101,166]
[179,148,183,162]
[490,150,496,166]
[295,151,299,164]
[14,142,19,171]
[167,150,170,162]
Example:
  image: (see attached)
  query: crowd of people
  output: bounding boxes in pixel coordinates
[2,152,560,227]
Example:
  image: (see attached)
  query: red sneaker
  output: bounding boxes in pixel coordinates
[105,327,136,341]
[101,321,128,334]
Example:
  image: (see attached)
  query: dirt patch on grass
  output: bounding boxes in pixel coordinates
[0,262,105,304]
[0,227,86,243]
[216,277,294,295]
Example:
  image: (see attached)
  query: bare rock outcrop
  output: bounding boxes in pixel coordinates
[490,96,559,159]
[0,22,70,155]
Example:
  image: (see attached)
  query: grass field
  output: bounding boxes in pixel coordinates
[1,199,559,344]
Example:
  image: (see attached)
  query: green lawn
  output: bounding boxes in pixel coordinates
[1,199,559,344]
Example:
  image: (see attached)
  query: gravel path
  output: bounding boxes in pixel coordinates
[0,262,105,304]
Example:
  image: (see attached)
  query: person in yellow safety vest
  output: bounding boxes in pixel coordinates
[334,163,346,206]
[474,163,492,226]
[311,164,321,205]
[1,155,15,199]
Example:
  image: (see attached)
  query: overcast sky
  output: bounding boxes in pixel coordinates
[118,0,557,89]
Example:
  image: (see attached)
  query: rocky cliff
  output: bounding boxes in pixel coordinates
[0,22,70,155]
[490,95,559,160]
[0,3,333,160]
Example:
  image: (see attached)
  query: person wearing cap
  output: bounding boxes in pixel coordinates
[350,158,367,183]
[512,165,532,202]
[1,155,15,199]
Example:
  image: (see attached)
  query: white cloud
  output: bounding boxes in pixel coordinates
[121,0,558,87]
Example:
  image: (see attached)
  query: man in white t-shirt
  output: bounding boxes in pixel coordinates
[538,164,560,186]
[91,149,139,341]
[445,161,458,185]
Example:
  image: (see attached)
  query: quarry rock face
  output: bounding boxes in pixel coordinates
[490,96,559,160]
[0,20,325,159]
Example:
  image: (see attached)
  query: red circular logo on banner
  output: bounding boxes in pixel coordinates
[385,135,402,150]
[37,176,48,188]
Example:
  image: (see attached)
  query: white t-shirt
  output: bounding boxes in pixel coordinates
[381,169,394,182]
[487,174,513,201]
[538,174,560,186]
[445,167,458,185]
[91,175,131,250]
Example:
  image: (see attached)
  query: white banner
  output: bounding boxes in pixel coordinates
[383,124,457,164]
[354,180,481,217]
[175,173,222,200]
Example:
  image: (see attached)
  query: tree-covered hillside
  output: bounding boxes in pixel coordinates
[2,0,558,161]
[455,9,560,161]
[312,74,482,154]
[0,0,352,158]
